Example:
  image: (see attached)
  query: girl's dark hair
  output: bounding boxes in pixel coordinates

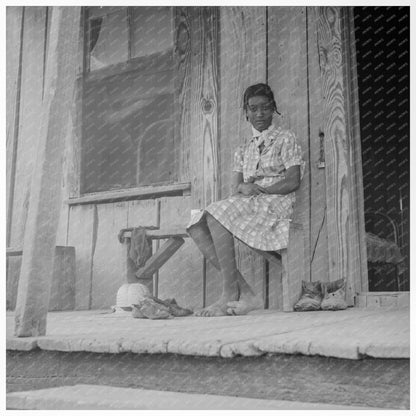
[243,83,280,114]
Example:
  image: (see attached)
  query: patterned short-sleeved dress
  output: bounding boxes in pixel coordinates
[187,124,305,251]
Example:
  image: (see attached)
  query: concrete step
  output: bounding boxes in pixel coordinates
[7,384,380,410]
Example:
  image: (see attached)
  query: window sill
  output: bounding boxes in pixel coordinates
[65,182,191,206]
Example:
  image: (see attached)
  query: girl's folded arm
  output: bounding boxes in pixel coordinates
[263,165,301,195]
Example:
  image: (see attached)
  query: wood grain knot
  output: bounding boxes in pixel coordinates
[331,48,342,67]
[326,6,337,24]
[176,22,190,55]
[202,98,214,114]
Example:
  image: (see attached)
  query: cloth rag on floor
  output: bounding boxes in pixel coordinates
[129,227,152,268]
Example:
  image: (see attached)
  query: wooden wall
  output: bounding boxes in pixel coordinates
[7,6,365,311]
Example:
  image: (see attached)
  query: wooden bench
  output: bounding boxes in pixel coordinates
[118,222,306,312]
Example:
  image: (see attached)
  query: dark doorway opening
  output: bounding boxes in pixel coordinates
[354,6,409,291]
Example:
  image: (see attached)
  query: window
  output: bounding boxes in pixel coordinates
[81,6,175,193]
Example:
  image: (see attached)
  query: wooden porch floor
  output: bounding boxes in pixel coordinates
[6,306,409,360]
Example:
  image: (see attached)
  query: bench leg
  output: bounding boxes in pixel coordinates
[281,224,306,312]
[135,237,185,280]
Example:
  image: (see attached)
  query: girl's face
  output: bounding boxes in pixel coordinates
[246,95,274,132]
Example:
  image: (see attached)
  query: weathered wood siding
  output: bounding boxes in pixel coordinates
[177,7,219,209]
[7,6,367,312]
[341,8,368,294]
[316,6,363,304]
[307,8,330,284]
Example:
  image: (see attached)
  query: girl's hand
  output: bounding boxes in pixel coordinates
[238,183,267,196]
[246,175,265,183]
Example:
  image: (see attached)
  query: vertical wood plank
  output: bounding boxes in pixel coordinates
[175,7,192,183]
[127,199,157,227]
[91,202,128,309]
[158,196,203,310]
[6,6,24,246]
[268,7,311,304]
[307,7,329,283]
[219,6,267,199]
[67,77,83,199]
[317,6,356,304]
[7,257,22,311]
[218,7,268,305]
[281,224,305,311]
[55,202,69,246]
[341,8,368,295]
[268,261,283,310]
[56,10,84,243]
[49,246,76,311]
[9,7,47,248]
[14,7,82,336]
[235,243,266,305]
[67,8,85,199]
[67,204,95,310]
[188,7,220,209]
[176,7,221,307]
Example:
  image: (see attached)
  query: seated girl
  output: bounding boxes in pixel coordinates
[187,83,305,317]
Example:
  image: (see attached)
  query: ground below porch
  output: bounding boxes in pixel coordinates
[7,306,409,360]
[7,349,409,409]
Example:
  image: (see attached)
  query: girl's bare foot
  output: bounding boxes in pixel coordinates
[194,294,239,317]
[226,273,263,315]
[226,294,264,315]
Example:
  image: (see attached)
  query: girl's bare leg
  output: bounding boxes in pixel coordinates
[194,213,239,317]
[188,213,262,316]
[186,220,220,270]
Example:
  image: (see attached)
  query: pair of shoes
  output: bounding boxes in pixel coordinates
[294,279,347,311]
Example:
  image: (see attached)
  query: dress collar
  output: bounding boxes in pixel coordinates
[251,123,275,138]
[250,124,280,148]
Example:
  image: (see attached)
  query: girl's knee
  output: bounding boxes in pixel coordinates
[205,212,217,227]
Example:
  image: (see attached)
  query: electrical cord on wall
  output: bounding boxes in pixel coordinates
[310,205,326,265]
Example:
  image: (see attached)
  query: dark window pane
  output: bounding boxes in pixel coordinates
[131,7,173,58]
[82,6,176,193]
[82,68,174,193]
[88,8,128,71]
